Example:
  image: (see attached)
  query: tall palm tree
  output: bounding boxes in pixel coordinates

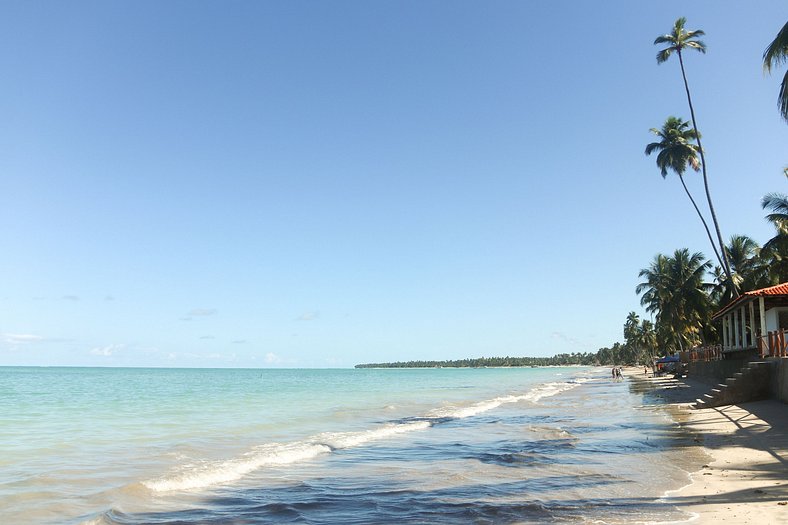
[645,116,725,270]
[637,249,712,351]
[655,17,736,296]
[762,193,788,282]
[763,21,788,122]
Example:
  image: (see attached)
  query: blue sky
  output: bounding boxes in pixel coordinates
[1,1,787,367]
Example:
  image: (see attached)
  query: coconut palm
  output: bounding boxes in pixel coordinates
[639,319,658,364]
[637,249,712,351]
[725,235,769,291]
[711,235,770,308]
[655,18,736,295]
[762,193,788,281]
[624,311,641,342]
[763,21,788,122]
[623,311,641,360]
[645,116,725,271]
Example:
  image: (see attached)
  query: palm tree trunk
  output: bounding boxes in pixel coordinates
[677,174,726,272]
[677,50,739,298]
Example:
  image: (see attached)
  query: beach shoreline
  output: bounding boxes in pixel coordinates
[627,369,788,524]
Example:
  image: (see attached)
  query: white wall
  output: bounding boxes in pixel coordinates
[765,307,788,332]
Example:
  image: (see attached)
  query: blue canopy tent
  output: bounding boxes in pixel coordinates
[655,354,680,374]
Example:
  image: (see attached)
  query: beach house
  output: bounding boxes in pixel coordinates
[711,282,788,358]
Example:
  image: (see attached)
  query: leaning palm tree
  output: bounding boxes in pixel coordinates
[645,116,725,271]
[655,17,736,296]
[763,21,788,122]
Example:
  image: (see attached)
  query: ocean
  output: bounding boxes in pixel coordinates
[0,366,705,524]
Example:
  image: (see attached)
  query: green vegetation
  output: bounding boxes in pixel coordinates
[654,17,735,295]
[361,17,788,368]
[645,116,725,271]
[763,21,788,122]
[627,18,788,355]
[355,346,634,369]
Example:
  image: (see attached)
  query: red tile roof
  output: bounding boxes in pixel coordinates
[742,282,788,296]
[712,282,788,320]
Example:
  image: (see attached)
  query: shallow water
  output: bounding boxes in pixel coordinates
[0,366,704,524]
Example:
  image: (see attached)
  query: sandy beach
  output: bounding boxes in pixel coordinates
[630,370,788,524]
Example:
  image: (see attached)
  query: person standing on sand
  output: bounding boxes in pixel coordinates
[644,366,648,376]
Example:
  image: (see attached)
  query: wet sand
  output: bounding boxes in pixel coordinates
[627,369,788,524]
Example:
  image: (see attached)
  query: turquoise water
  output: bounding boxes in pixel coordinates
[0,367,702,524]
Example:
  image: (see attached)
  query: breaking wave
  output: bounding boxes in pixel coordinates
[142,377,587,492]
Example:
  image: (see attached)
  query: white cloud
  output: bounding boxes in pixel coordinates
[206,352,237,361]
[2,333,45,344]
[296,311,320,321]
[265,352,282,364]
[188,308,217,316]
[551,331,583,346]
[90,344,124,357]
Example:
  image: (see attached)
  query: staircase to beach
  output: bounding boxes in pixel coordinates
[693,360,774,409]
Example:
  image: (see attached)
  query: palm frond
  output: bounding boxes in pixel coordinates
[763,21,788,73]
[656,48,673,64]
[762,192,788,214]
[654,35,674,45]
[683,41,707,53]
[684,29,706,39]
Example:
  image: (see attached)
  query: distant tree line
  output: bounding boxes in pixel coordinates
[355,347,639,369]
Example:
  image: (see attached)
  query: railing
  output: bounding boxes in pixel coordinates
[688,344,723,362]
[758,329,788,358]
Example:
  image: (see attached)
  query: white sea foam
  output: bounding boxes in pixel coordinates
[143,421,431,492]
[143,442,332,492]
[428,378,585,419]
[144,377,588,493]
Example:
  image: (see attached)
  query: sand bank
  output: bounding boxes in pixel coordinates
[629,371,788,524]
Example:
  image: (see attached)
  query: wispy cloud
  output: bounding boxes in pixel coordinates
[199,335,215,340]
[90,344,124,357]
[265,352,282,364]
[551,331,583,346]
[231,339,247,344]
[188,308,217,317]
[206,352,237,360]
[2,333,45,344]
[296,311,320,321]
[62,295,80,301]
